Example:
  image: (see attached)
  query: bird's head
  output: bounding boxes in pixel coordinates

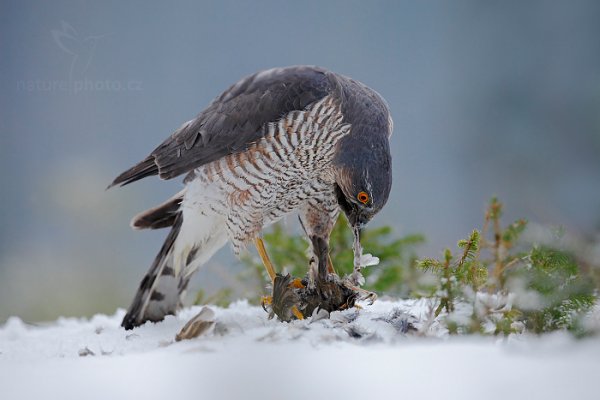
[332,125,392,232]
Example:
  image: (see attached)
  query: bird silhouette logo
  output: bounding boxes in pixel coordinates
[51,21,108,80]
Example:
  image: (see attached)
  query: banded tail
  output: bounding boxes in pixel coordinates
[121,194,186,329]
[121,192,227,330]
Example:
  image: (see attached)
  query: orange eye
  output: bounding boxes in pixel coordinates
[357,191,369,204]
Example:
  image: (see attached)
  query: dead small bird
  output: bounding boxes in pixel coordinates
[263,273,376,322]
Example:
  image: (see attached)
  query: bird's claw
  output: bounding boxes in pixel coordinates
[264,265,378,322]
[315,273,338,299]
[291,305,304,320]
[343,281,377,305]
[263,275,306,321]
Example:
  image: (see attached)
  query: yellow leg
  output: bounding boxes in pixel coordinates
[327,254,337,275]
[255,238,306,321]
[254,237,277,283]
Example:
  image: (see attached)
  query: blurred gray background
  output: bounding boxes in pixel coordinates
[2,0,599,322]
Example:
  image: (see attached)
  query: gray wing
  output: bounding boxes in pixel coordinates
[109,65,335,187]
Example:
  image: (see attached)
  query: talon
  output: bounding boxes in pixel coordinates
[366,293,377,305]
[344,282,377,305]
[261,295,273,310]
[291,305,304,320]
[289,278,305,289]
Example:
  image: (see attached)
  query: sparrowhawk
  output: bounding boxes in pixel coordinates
[110,65,393,330]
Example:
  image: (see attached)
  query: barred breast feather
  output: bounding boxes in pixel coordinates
[187,95,350,254]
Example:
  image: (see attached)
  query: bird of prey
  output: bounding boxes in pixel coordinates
[110,65,393,330]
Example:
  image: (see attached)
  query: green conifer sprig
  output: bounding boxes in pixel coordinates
[417,198,598,336]
[200,197,597,337]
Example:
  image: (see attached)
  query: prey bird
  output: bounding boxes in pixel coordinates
[109,65,393,329]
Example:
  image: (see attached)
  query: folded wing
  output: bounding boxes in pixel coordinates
[109,66,334,188]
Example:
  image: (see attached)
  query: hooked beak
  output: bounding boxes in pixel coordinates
[334,184,370,231]
[347,210,369,231]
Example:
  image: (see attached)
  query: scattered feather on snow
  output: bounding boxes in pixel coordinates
[1,300,599,400]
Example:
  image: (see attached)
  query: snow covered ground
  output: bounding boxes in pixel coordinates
[1,299,599,400]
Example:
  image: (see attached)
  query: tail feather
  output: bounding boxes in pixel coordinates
[131,192,184,230]
[121,213,183,330]
[121,197,228,330]
[108,155,159,189]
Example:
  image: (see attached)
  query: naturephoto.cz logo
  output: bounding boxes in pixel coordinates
[17,21,142,94]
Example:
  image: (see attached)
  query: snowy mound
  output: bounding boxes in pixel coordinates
[1,300,599,400]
